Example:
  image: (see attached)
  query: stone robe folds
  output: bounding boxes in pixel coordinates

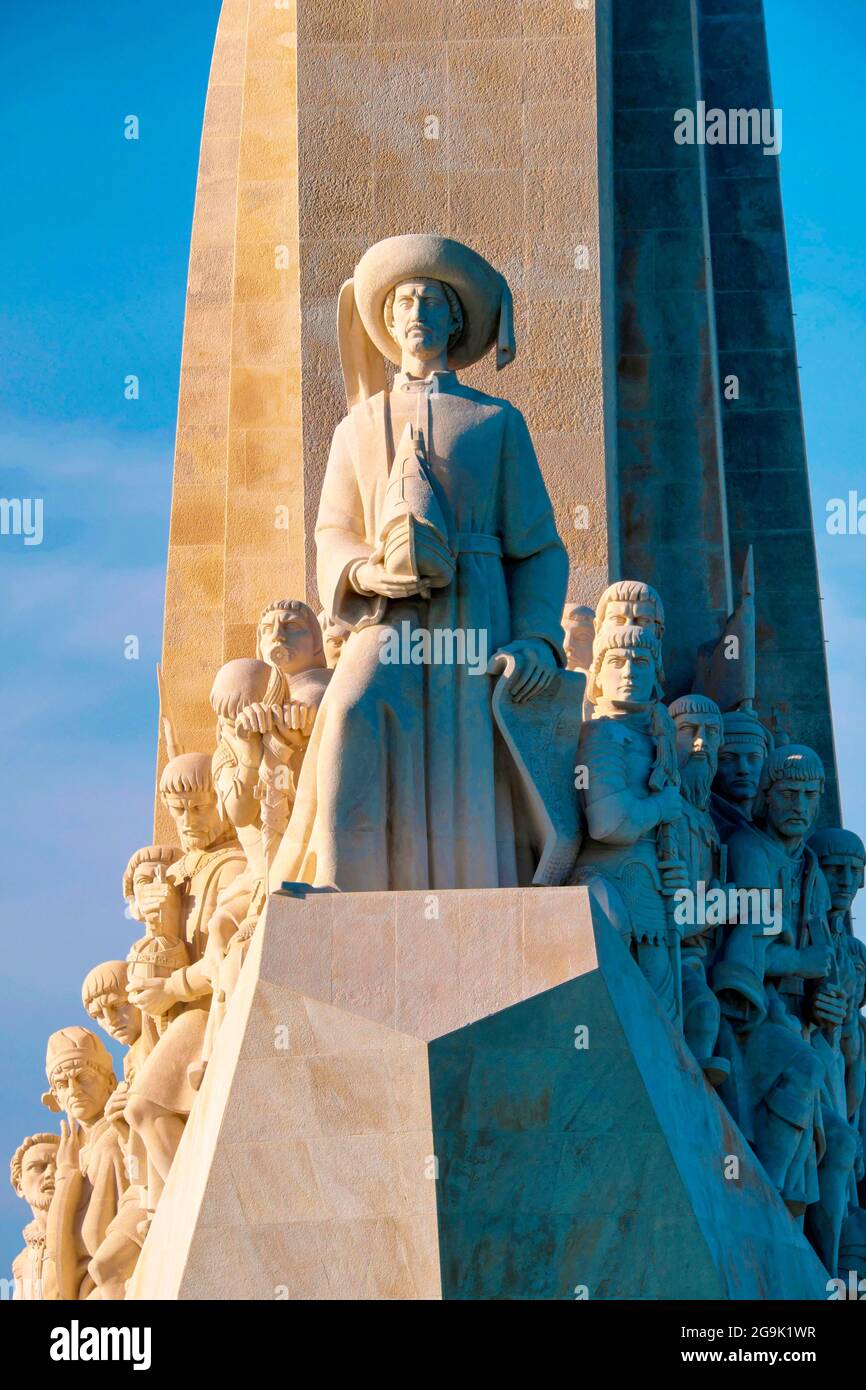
[271,374,569,891]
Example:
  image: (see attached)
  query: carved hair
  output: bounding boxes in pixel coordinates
[383,280,465,351]
[122,844,180,900]
[809,827,865,864]
[10,1133,59,1195]
[751,744,824,823]
[594,580,665,636]
[256,598,325,665]
[81,960,129,1011]
[587,625,664,705]
[158,752,214,797]
[764,744,825,788]
[668,693,722,724]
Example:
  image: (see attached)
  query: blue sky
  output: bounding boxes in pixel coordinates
[0,0,222,1276]
[0,0,864,1278]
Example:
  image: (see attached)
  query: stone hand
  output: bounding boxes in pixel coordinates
[235,703,275,737]
[271,701,316,749]
[137,879,182,934]
[353,559,423,599]
[798,943,833,979]
[498,639,557,703]
[660,856,691,894]
[57,1119,84,1179]
[811,985,847,1028]
[103,1082,130,1134]
[224,713,264,769]
[128,976,176,1017]
[655,785,684,824]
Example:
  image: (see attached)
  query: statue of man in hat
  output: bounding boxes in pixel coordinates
[711,707,773,841]
[271,234,569,892]
[42,1026,125,1300]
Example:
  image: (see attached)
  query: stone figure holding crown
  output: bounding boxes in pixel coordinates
[270,235,569,892]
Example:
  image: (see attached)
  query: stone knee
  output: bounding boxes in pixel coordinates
[766,1049,823,1129]
[822,1110,860,1175]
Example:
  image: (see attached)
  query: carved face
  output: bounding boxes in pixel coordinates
[674,714,722,776]
[597,600,661,643]
[714,743,765,807]
[49,1063,113,1125]
[19,1143,57,1212]
[387,279,458,364]
[562,607,594,671]
[131,862,166,926]
[765,777,822,843]
[86,990,141,1047]
[598,647,656,707]
[258,607,319,674]
[162,789,223,852]
[817,855,866,914]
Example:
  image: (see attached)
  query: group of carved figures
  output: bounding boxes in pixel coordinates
[10,233,866,1297]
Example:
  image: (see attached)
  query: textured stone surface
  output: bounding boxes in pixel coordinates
[128,886,829,1301]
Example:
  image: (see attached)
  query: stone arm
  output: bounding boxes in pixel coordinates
[578,720,676,846]
[712,829,773,1027]
[166,857,249,1003]
[499,406,569,662]
[46,1168,87,1301]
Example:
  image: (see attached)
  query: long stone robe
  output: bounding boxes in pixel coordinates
[270,372,569,891]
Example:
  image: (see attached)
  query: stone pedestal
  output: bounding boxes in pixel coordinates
[128,886,829,1300]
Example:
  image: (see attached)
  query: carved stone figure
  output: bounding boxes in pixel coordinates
[710,707,773,841]
[318,609,348,668]
[809,829,866,1130]
[810,828,866,1274]
[124,755,246,1213]
[42,1027,125,1301]
[80,961,149,1299]
[570,623,685,1022]
[593,579,665,648]
[561,602,595,673]
[712,747,832,1224]
[198,657,309,1088]
[668,693,729,1084]
[271,234,569,892]
[10,1133,59,1299]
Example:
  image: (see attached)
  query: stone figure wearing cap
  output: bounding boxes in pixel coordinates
[271,234,569,892]
[711,708,773,841]
[569,613,687,1024]
[10,1132,59,1299]
[711,747,838,1235]
[809,829,866,1130]
[80,960,150,1298]
[668,693,730,1085]
[42,1025,126,1300]
[123,754,246,1216]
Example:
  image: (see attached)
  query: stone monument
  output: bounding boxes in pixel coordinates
[11,0,858,1303]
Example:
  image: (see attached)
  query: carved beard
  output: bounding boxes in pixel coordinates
[680,755,714,810]
[29,1191,53,1213]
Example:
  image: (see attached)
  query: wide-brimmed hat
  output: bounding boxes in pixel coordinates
[338,234,515,408]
